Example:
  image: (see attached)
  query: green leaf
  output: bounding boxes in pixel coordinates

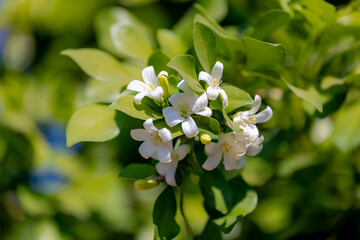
[193,22,217,73]
[157,29,188,59]
[153,187,180,240]
[192,116,220,134]
[153,119,184,138]
[283,78,323,112]
[66,104,120,147]
[213,176,257,233]
[147,50,175,75]
[198,220,222,240]
[332,101,360,151]
[111,23,154,63]
[119,164,156,180]
[167,55,204,93]
[222,85,253,113]
[251,10,290,40]
[61,48,132,82]
[109,95,162,120]
[168,75,180,96]
[243,37,286,71]
[83,78,124,104]
[199,169,232,214]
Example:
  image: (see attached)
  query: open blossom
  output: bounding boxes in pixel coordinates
[202,132,248,171]
[242,124,264,157]
[130,118,172,163]
[163,92,212,138]
[199,61,228,107]
[127,66,167,104]
[233,95,272,128]
[156,144,190,186]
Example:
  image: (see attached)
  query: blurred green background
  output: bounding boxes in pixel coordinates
[0,0,359,239]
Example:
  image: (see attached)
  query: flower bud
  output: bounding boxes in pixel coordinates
[158,74,169,98]
[199,133,211,144]
[134,179,159,190]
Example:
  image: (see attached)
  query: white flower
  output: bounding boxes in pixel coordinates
[202,132,248,171]
[127,66,167,104]
[163,92,212,138]
[198,61,228,107]
[242,124,264,157]
[130,118,172,163]
[233,95,272,128]
[156,144,190,186]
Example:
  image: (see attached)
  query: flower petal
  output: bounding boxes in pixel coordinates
[175,144,190,161]
[158,71,168,77]
[156,162,171,176]
[249,95,261,114]
[168,92,184,108]
[211,61,223,81]
[149,86,164,100]
[134,92,147,104]
[157,144,172,163]
[177,80,191,92]
[181,116,199,138]
[127,80,147,92]
[255,106,273,123]
[219,89,228,107]
[139,141,156,159]
[165,163,178,186]
[163,107,184,127]
[247,143,263,156]
[205,142,220,154]
[142,66,156,85]
[243,125,259,142]
[192,93,208,113]
[223,152,237,170]
[195,107,212,117]
[236,155,246,169]
[202,150,223,171]
[159,128,172,142]
[206,86,219,100]
[130,129,148,141]
[143,118,157,131]
[198,71,212,85]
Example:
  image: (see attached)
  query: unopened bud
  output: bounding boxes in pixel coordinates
[199,133,211,144]
[134,179,159,190]
[158,75,169,98]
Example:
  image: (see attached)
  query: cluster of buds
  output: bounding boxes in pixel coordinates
[129,62,272,186]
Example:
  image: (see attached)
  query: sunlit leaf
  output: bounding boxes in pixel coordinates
[283,78,323,112]
[61,48,131,82]
[167,55,204,93]
[153,187,180,240]
[157,29,188,59]
[110,95,163,120]
[66,104,120,147]
[223,85,253,113]
[193,22,216,73]
[192,115,220,134]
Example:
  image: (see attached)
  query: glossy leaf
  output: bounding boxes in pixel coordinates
[284,79,323,112]
[192,115,220,134]
[109,95,162,120]
[61,48,131,82]
[243,37,286,71]
[193,22,216,73]
[119,164,156,180]
[199,169,232,214]
[223,85,253,113]
[147,50,175,76]
[157,29,188,58]
[153,187,180,240]
[167,55,204,92]
[66,104,120,147]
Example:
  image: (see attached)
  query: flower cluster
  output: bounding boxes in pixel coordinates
[128,62,272,186]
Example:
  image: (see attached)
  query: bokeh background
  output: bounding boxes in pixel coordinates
[0,0,359,239]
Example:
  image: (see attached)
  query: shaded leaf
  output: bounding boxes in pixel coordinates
[153,187,180,240]
[119,164,156,180]
[157,29,188,58]
[192,115,220,134]
[251,10,290,40]
[66,104,119,147]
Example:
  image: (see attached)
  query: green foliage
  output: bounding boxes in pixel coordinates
[119,164,156,180]
[66,104,120,147]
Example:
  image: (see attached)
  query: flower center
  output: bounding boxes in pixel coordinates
[212,78,217,87]
[149,83,155,90]
[249,117,257,124]
[180,106,190,118]
[153,135,161,142]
